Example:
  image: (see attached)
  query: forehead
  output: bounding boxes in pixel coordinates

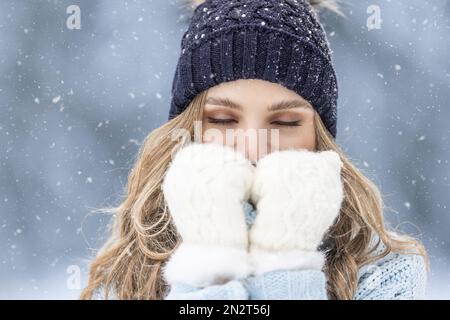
[204,79,315,116]
[206,79,307,105]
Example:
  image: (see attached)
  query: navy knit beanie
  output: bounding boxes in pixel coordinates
[168,0,339,138]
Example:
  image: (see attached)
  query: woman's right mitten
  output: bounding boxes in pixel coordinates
[161,142,255,288]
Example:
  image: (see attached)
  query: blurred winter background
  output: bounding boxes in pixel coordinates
[0,0,448,299]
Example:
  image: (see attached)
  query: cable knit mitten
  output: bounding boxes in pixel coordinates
[162,142,255,288]
[249,148,344,275]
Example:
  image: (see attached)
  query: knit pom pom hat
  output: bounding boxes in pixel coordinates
[169,0,340,138]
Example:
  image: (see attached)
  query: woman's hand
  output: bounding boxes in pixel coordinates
[248,148,344,275]
[162,142,255,287]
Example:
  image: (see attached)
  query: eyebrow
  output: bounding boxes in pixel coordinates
[205,97,311,112]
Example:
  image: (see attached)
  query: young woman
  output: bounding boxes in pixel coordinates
[80,0,428,300]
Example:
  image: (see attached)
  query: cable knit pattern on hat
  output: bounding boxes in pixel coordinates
[169,0,339,138]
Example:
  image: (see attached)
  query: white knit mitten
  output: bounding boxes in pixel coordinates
[249,148,344,275]
[162,142,255,287]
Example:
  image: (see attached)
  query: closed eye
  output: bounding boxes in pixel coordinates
[207,117,237,125]
[271,120,302,127]
[207,118,302,127]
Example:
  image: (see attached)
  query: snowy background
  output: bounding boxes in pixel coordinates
[0,0,449,299]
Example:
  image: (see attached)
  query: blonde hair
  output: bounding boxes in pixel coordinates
[80,90,428,300]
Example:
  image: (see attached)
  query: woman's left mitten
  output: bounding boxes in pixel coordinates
[249,149,344,275]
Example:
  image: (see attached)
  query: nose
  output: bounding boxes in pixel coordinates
[233,128,270,165]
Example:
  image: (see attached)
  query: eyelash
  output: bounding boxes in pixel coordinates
[207,118,302,127]
[207,118,237,125]
[272,120,302,127]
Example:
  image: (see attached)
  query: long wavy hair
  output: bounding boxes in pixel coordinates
[79,89,428,300]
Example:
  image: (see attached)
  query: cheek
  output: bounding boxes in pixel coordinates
[201,123,235,147]
[276,126,316,151]
[202,124,224,144]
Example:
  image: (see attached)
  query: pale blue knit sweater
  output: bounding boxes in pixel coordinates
[164,201,428,300]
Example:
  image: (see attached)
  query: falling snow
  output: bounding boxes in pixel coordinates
[0,0,448,300]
